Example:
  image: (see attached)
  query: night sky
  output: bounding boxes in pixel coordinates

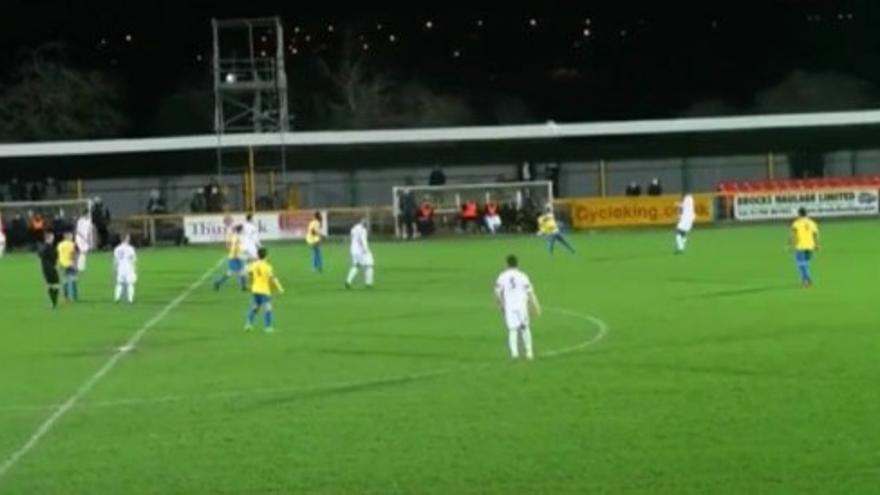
[1,0,876,137]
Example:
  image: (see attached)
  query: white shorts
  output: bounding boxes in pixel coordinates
[75,239,90,254]
[242,244,259,261]
[351,251,375,267]
[485,215,502,229]
[677,216,695,233]
[117,270,138,285]
[504,309,529,332]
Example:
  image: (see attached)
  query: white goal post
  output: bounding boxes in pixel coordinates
[0,198,94,251]
[391,180,554,238]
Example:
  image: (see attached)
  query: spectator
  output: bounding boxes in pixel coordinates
[647,178,663,196]
[625,182,642,196]
[92,197,111,249]
[9,213,27,249]
[29,180,46,201]
[45,177,59,199]
[518,161,536,182]
[10,177,26,201]
[484,200,502,234]
[500,201,519,233]
[417,199,435,237]
[460,199,480,232]
[204,179,224,212]
[428,165,447,186]
[51,209,72,237]
[28,211,46,245]
[398,189,418,240]
[146,189,168,215]
[190,188,207,212]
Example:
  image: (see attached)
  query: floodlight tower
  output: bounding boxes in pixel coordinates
[211,16,290,196]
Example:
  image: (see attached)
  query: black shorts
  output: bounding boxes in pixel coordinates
[42,267,59,285]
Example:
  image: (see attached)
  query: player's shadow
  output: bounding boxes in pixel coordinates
[308,346,485,362]
[585,253,670,264]
[681,284,797,300]
[242,371,457,410]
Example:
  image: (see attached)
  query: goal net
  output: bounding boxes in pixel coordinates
[392,181,554,238]
[0,198,93,253]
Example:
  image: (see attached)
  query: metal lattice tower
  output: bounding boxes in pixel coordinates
[212,17,289,181]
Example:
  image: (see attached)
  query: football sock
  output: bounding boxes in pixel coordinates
[115,283,123,302]
[264,310,273,328]
[522,328,534,359]
[346,267,358,285]
[313,248,323,272]
[365,267,374,286]
[127,284,135,303]
[246,307,258,325]
[508,329,519,359]
[558,235,576,254]
[215,274,228,288]
[48,288,59,308]
[71,281,78,301]
[798,263,811,283]
[676,234,685,251]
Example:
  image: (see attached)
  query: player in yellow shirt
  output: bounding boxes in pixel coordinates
[537,206,575,255]
[790,207,819,287]
[245,247,284,333]
[57,232,79,302]
[214,224,247,291]
[306,212,325,273]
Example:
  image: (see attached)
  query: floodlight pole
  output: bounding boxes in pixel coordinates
[212,16,291,208]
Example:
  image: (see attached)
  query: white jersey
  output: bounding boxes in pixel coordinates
[349,223,374,266]
[114,243,138,283]
[495,268,533,312]
[350,223,370,255]
[241,221,261,258]
[677,194,695,232]
[75,216,93,251]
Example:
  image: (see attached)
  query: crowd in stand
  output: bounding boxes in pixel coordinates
[397,189,541,240]
[0,197,112,252]
[625,177,664,196]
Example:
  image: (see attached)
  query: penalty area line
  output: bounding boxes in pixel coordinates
[0,260,222,483]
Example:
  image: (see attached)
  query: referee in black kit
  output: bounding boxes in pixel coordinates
[37,232,60,309]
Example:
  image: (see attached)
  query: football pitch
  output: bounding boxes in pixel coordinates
[1,220,878,494]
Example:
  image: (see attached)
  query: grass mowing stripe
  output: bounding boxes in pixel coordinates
[0,259,221,483]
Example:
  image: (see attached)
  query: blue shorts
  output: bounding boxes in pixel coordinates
[228,258,243,272]
[252,294,271,306]
[63,266,78,277]
[795,250,813,263]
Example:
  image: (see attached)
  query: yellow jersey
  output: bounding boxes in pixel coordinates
[57,240,77,268]
[306,219,322,246]
[792,217,819,251]
[248,260,276,296]
[538,214,559,235]
[227,233,242,259]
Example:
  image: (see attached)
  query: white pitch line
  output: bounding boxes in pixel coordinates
[0,260,221,482]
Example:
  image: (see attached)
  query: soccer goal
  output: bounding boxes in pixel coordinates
[0,198,93,252]
[391,180,554,238]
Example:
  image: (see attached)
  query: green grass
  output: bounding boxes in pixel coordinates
[1,221,879,494]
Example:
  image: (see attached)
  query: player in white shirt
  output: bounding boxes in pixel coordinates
[345,218,374,289]
[113,234,138,304]
[494,255,542,360]
[75,210,93,271]
[241,213,261,262]
[675,192,696,254]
